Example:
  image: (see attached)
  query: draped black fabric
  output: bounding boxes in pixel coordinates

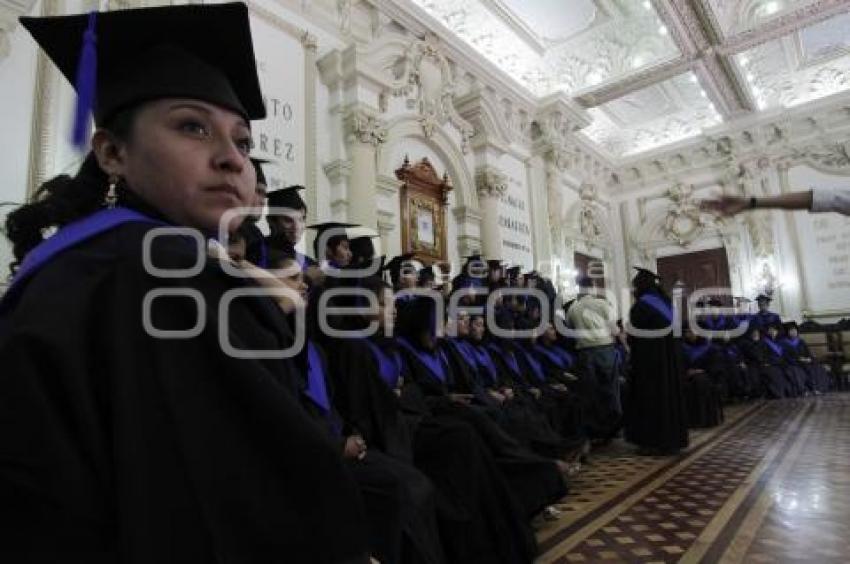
[680,341,724,428]
[298,340,440,564]
[739,339,800,399]
[328,338,541,564]
[625,292,689,453]
[781,339,831,393]
[483,339,575,460]
[0,222,369,563]
[397,340,568,520]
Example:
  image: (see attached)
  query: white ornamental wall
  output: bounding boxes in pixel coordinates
[785,164,850,319]
[497,152,534,269]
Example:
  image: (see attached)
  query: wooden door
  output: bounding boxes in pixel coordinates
[656,247,731,305]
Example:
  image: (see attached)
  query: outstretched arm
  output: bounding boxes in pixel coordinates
[700,191,814,216]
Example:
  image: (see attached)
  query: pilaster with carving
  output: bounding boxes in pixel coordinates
[302,31,319,223]
[385,32,474,153]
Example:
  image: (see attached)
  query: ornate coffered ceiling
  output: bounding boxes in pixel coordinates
[398,0,850,161]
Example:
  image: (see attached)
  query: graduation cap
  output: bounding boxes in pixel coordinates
[21,2,265,150]
[251,158,271,188]
[267,186,306,211]
[755,294,772,303]
[506,266,521,279]
[632,266,661,286]
[308,222,356,258]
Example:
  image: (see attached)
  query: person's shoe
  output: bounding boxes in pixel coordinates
[542,506,562,522]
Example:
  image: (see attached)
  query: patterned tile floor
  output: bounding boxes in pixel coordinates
[536,393,850,563]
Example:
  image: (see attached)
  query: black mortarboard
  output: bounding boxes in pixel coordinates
[487,260,504,269]
[21,3,265,136]
[506,266,521,279]
[633,266,660,280]
[307,222,356,258]
[251,158,270,187]
[267,186,306,211]
[633,266,662,287]
[755,294,772,302]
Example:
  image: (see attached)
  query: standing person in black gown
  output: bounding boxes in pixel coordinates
[0,4,368,562]
[625,268,689,455]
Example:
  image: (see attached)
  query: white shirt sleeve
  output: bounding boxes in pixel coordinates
[811,187,850,215]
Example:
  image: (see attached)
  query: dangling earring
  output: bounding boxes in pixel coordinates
[105,175,119,209]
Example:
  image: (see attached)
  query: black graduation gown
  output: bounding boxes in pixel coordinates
[0,221,368,563]
[781,339,831,393]
[329,338,539,564]
[514,345,585,445]
[483,340,575,460]
[395,341,567,520]
[679,341,724,428]
[762,338,807,397]
[714,341,756,399]
[625,292,689,453]
[738,339,790,399]
[299,341,443,564]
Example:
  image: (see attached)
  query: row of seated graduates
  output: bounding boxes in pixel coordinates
[233,222,598,564]
[684,296,833,405]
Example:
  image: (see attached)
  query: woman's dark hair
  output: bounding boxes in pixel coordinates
[3,107,139,275]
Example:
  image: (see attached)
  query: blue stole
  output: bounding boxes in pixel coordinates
[396,337,447,383]
[487,342,520,377]
[517,347,545,382]
[447,338,476,367]
[363,339,402,389]
[763,337,784,358]
[305,342,332,413]
[1,206,165,312]
[639,293,673,323]
[470,344,499,385]
[783,337,801,350]
[683,341,711,363]
[533,343,573,369]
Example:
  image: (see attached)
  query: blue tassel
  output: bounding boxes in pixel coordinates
[72,11,98,150]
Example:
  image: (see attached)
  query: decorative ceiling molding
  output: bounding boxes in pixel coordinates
[717,0,850,55]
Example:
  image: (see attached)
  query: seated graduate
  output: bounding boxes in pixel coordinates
[780,321,831,394]
[479,310,579,463]
[513,321,587,459]
[264,183,315,270]
[680,327,724,428]
[324,276,541,563]
[738,326,792,399]
[765,323,807,397]
[266,254,444,564]
[712,335,756,401]
[0,4,368,562]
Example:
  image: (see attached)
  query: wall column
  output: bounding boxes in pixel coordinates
[474,165,507,260]
[343,105,386,229]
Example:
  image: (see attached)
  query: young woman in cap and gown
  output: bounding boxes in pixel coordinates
[261,253,446,564]
[325,278,541,563]
[680,327,725,428]
[0,4,369,562]
[624,268,689,455]
[264,182,315,271]
[763,324,807,397]
[738,326,790,399]
[780,321,831,393]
